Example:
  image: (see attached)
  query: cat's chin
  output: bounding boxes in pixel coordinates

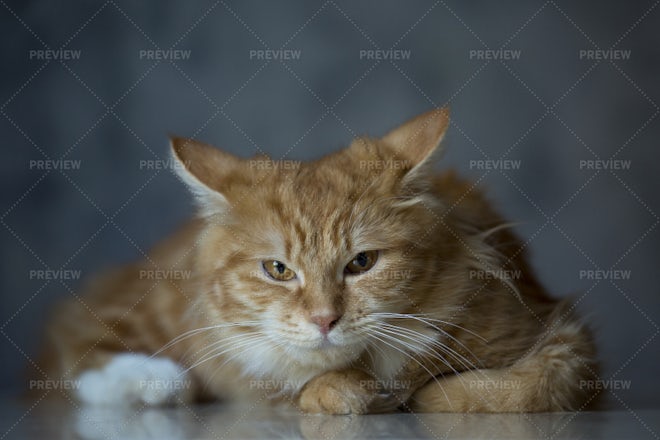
[315,338,337,351]
[283,335,353,351]
[285,340,342,354]
[282,339,363,367]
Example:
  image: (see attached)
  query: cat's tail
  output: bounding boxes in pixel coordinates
[408,300,600,412]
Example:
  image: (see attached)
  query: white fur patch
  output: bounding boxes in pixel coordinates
[76,353,191,406]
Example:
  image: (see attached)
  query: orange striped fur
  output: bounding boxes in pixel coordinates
[38,109,598,413]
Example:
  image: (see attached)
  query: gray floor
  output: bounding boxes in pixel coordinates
[2,399,658,439]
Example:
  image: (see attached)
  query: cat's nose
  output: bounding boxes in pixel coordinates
[310,313,341,335]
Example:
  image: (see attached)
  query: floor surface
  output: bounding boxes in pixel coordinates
[2,399,658,439]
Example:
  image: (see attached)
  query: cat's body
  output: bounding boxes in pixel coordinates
[38,109,598,413]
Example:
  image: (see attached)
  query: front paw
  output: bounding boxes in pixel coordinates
[76,353,192,406]
[298,370,399,415]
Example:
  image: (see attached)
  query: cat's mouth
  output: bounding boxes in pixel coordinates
[274,326,366,358]
[282,333,364,360]
[284,337,341,352]
[315,337,338,350]
[285,340,361,369]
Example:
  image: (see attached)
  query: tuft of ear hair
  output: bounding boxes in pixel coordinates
[169,136,240,218]
[381,107,450,192]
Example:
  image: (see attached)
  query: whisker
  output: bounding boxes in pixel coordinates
[365,324,453,409]
[372,312,487,342]
[151,321,261,358]
[204,337,278,390]
[181,333,266,375]
[375,323,490,390]
[181,331,263,369]
[370,312,486,367]
[378,322,478,374]
[375,324,465,379]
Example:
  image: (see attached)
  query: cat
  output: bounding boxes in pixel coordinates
[37,108,598,413]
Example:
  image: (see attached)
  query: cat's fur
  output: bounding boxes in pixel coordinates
[38,108,598,413]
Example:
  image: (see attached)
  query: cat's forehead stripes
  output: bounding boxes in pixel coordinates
[277,199,354,264]
[256,167,362,259]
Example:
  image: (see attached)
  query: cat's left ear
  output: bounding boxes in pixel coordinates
[169,136,240,218]
[381,107,449,188]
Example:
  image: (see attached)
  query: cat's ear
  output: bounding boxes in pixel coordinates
[170,136,239,217]
[381,107,450,188]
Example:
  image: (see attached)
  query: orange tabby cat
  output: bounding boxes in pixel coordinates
[38,108,598,413]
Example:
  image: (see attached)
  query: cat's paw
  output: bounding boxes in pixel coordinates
[75,353,192,406]
[298,370,399,415]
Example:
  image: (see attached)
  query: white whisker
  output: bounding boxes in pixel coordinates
[378,322,478,374]
[181,330,263,368]
[375,323,490,392]
[365,324,453,409]
[181,332,266,375]
[372,312,487,342]
[151,321,261,358]
[204,337,279,389]
[370,312,486,367]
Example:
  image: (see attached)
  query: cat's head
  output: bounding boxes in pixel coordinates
[171,109,456,374]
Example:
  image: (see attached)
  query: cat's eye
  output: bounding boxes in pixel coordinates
[345,251,379,275]
[262,260,297,281]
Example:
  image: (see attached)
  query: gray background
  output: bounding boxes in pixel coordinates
[1,0,658,410]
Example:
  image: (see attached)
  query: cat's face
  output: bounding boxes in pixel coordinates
[173,109,451,371]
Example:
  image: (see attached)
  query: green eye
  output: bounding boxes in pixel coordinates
[345,251,379,275]
[262,260,297,281]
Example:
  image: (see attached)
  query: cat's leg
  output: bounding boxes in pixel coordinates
[75,353,194,406]
[408,318,598,412]
[42,309,194,406]
[297,369,401,414]
[38,268,196,406]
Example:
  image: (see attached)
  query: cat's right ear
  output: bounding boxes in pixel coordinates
[169,136,239,218]
[381,107,449,169]
[381,107,450,192]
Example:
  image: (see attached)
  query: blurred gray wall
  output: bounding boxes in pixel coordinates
[1,0,658,409]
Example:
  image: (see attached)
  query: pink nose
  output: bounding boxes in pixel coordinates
[310,314,341,335]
